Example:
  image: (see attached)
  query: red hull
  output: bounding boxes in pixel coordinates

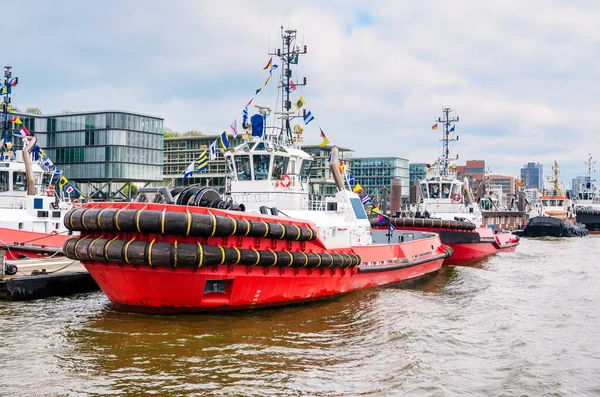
[0,227,68,259]
[443,241,517,266]
[64,202,449,313]
[373,226,519,267]
[85,257,444,313]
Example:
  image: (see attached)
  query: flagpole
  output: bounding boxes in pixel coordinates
[1,66,12,158]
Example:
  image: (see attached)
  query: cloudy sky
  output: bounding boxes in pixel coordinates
[7,0,600,185]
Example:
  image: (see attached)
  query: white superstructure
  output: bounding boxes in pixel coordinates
[0,139,72,235]
[416,162,482,226]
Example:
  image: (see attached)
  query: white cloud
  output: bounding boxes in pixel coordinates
[9,0,600,184]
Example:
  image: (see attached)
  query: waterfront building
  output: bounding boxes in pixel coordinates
[456,160,486,197]
[301,145,353,199]
[346,156,409,212]
[409,163,428,187]
[10,110,164,199]
[520,162,543,190]
[163,134,245,191]
[490,175,516,197]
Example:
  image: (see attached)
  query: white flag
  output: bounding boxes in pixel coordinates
[230,119,238,138]
[183,161,195,180]
[210,140,217,160]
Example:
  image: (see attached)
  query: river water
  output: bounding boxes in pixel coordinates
[1,236,599,396]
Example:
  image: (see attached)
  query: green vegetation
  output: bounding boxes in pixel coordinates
[24,106,42,115]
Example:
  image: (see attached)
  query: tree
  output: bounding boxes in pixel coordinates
[122,182,139,199]
[60,109,76,114]
[164,127,179,138]
[25,106,42,115]
[182,130,204,136]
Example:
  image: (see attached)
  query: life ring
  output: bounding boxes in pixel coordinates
[50,230,58,236]
[71,199,82,208]
[45,185,55,196]
[279,174,291,188]
[452,193,462,203]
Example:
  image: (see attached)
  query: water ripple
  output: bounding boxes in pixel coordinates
[2,237,600,395]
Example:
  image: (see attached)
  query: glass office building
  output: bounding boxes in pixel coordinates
[520,162,543,190]
[163,135,245,190]
[10,110,164,198]
[409,163,428,186]
[302,145,353,198]
[347,156,410,209]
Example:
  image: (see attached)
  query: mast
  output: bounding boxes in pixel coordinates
[585,153,595,184]
[551,160,560,195]
[270,27,307,140]
[436,107,459,176]
[1,65,12,157]
[485,167,492,199]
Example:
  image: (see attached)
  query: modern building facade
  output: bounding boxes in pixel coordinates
[163,134,245,191]
[490,175,516,197]
[409,163,428,187]
[521,162,543,190]
[457,160,486,198]
[302,145,352,199]
[346,156,409,212]
[11,110,164,199]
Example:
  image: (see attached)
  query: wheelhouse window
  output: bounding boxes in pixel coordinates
[428,182,440,199]
[441,183,451,198]
[300,159,312,182]
[253,154,270,180]
[557,200,564,206]
[0,171,8,192]
[13,171,27,192]
[225,156,235,176]
[452,184,461,197]
[234,155,251,181]
[272,155,289,180]
[420,183,428,199]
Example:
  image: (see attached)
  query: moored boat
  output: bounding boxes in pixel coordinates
[61,27,451,313]
[574,154,600,233]
[0,66,74,262]
[522,161,588,237]
[371,108,519,266]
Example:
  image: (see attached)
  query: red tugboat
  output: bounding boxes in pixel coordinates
[61,28,451,313]
[371,108,519,266]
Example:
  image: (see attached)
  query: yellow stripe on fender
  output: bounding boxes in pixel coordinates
[148,238,156,266]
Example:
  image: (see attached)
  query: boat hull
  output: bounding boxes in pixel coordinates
[63,203,450,313]
[0,227,68,259]
[372,226,519,267]
[84,256,444,313]
[575,212,600,233]
[524,216,588,237]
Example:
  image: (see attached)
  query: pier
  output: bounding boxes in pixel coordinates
[0,251,98,301]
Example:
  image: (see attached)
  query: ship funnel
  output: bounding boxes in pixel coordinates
[329,146,345,192]
[23,136,38,196]
[463,177,475,204]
